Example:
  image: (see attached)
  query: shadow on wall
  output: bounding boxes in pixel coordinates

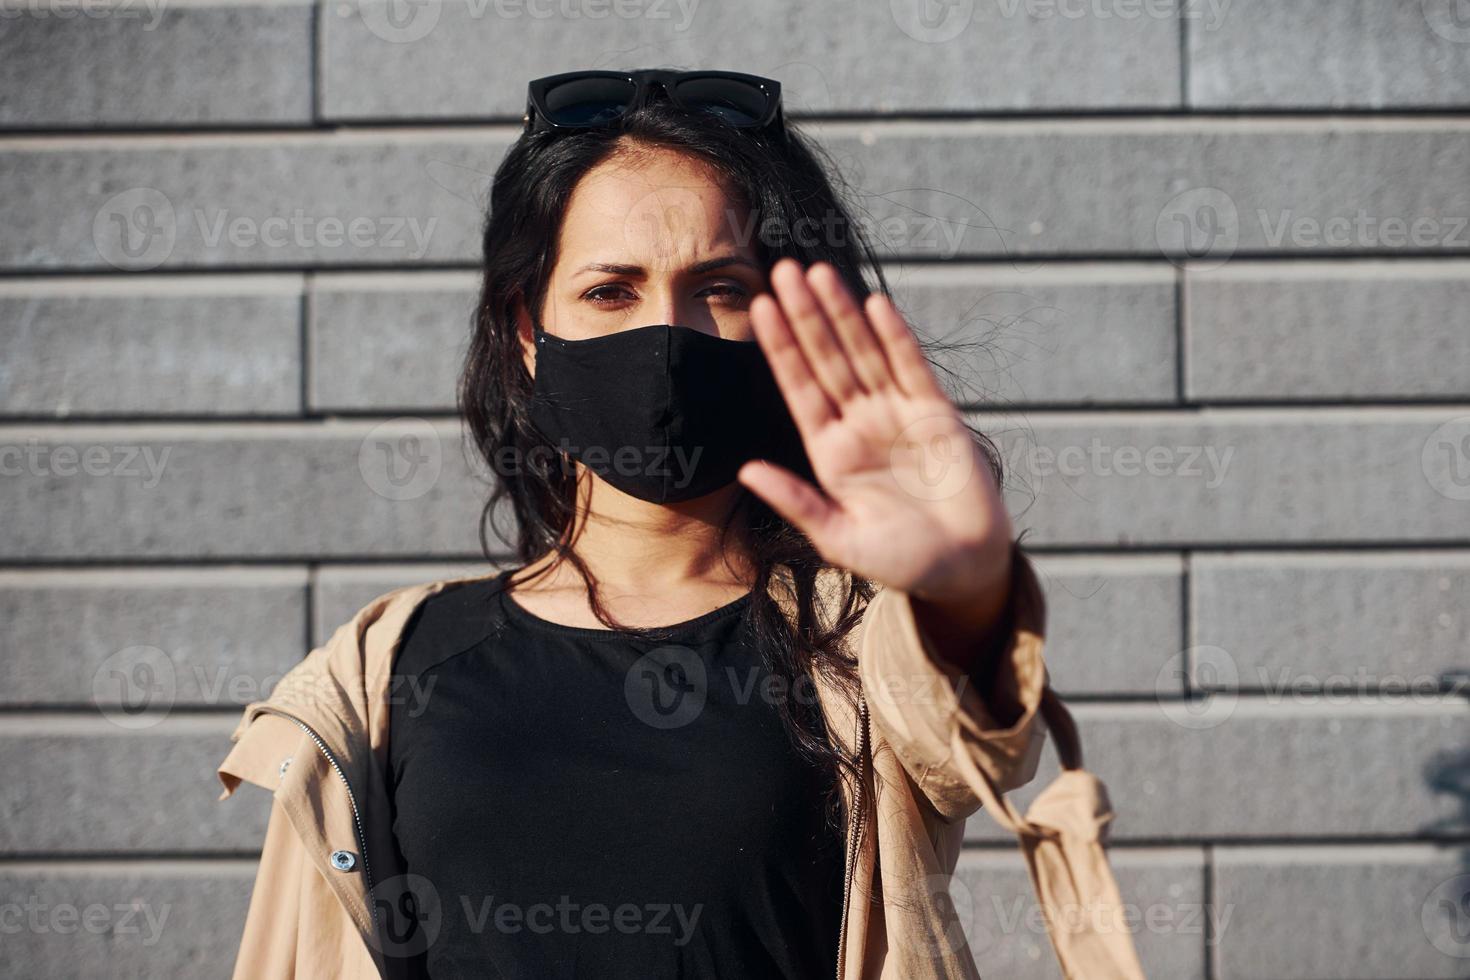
[1423,670,1470,857]
[1420,673,1470,961]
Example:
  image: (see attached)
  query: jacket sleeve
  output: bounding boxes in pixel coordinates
[229,795,307,979]
[856,543,1050,823]
[220,723,388,979]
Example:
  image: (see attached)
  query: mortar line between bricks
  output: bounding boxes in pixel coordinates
[7,403,1470,428]
[1181,549,1194,697]
[6,256,1470,283]
[310,0,322,126]
[962,835,1470,849]
[5,692,1465,717]
[8,108,1470,140]
[0,707,256,719]
[8,255,1470,282]
[300,272,314,417]
[1063,685,1470,701]
[0,560,495,574]
[25,690,1470,708]
[1177,0,1190,110]
[6,250,1470,278]
[305,561,318,653]
[0,855,265,869]
[0,400,1467,425]
[1175,265,1189,404]
[1203,843,1217,980]
[9,542,1470,571]
[12,841,1470,856]
[11,395,1470,423]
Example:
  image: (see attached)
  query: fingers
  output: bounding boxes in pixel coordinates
[750,293,838,440]
[736,459,839,544]
[768,259,865,406]
[757,256,947,426]
[864,291,947,402]
[805,263,896,395]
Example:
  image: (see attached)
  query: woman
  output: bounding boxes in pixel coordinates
[218,69,1063,980]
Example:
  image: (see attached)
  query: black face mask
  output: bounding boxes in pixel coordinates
[528,323,813,503]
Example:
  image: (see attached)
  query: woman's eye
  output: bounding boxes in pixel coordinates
[581,280,749,308]
[583,284,634,306]
[699,281,750,304]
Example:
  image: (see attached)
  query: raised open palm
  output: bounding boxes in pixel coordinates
[738,258,1014,608]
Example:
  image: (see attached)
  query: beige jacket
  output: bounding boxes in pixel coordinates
[217,551,1143,979]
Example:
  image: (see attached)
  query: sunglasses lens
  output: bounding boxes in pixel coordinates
[673,78,771,126]
[541,76,638,126]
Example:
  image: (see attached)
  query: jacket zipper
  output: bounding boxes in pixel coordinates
[255,705,379,936]
[835,692,870,980]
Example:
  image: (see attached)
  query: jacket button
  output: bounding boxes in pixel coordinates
[278,757,292,777]
[330,850,357,872]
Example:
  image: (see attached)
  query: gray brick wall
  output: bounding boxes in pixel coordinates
[2,2,1467,977]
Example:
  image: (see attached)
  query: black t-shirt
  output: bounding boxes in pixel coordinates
[386,571,846,980]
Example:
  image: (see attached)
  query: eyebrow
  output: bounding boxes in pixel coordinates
[572,255,761,277]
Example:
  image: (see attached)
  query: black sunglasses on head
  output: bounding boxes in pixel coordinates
[524,69,784,135]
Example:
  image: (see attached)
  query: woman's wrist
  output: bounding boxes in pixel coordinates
[908,538,1017,674]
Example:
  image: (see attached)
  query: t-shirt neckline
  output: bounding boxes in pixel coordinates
[494,569,756,639]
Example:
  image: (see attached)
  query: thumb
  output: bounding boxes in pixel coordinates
[737,459,840,544]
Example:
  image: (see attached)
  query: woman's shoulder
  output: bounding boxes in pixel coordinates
[392,571,512,679]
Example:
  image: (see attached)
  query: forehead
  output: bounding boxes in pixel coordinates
[556,146,755,266]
